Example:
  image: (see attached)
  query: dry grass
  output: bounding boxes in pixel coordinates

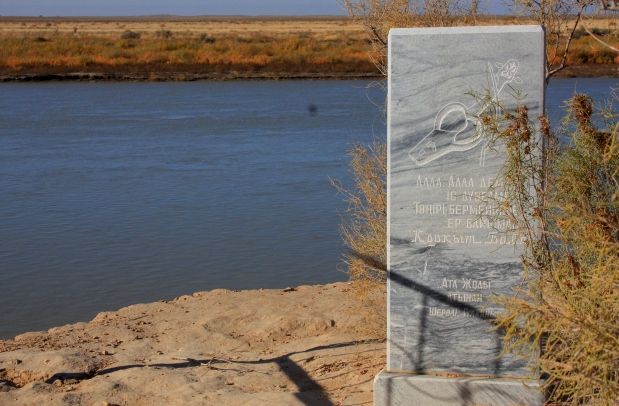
[557,27,619,65]
[1,16,618,77]
[0,17,366,38]
[0,17,381,75]
[0,17,363,40]
[0,34,375,71]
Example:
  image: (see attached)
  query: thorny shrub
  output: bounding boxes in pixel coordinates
[480,93,619,405]
[331,140,387,339]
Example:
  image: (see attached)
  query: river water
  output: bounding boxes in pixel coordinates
[0,77,617,339]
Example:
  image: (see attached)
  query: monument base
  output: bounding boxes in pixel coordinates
[374,370,544,406]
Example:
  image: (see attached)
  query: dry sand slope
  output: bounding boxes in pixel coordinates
[0,283,384,405]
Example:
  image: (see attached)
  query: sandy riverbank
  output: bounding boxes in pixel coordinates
[0,282,384,405]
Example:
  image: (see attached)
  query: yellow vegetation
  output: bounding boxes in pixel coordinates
[0,16,617,75]
[0,17,378,74]
[0,34,377,72]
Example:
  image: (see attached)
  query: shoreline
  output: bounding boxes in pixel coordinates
[1,64,617,83]
[0,282,384,405]
[0,71,383,83]
[551,64,619,79]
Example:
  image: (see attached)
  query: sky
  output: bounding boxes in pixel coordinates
[0,0,346,16]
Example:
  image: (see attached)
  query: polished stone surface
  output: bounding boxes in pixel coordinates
[387,26,545,376]
[374,371,545,406]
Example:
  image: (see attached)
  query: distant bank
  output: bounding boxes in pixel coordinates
[1,16,618,82]
[0,16,380,82]
[0,71,381,82]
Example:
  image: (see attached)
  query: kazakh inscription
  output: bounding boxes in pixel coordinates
[408,175,524,247]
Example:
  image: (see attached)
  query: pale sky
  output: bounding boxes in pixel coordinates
[0,0,346,16]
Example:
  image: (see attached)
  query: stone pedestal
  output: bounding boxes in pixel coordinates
[374,371,544,406]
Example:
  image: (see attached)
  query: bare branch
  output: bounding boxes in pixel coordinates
[370,25,388,47]
[547,2,586,81]
[336,0,485,75]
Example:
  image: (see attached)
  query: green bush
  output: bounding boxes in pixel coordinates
[155,29,173,39]
[198,33,215,43]
[591,27,612,36]
[120,30,140,39]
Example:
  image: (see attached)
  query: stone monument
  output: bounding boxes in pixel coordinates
[374,26,546,405]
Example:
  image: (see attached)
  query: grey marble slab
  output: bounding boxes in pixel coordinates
[387,26,545,376]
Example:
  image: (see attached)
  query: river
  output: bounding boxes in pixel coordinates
[0,77,616,339]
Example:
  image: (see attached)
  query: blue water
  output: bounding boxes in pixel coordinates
[0,77,617,339]
[545,77,619,126]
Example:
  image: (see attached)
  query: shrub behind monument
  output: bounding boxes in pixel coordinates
[332,140,387,339]
[483,94,619,404]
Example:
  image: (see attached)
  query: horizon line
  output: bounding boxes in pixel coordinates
[0,14,348,18]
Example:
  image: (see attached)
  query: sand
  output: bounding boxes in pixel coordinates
[0,282,385,405]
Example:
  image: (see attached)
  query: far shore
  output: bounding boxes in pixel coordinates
[0,70,382,83]
[2,15,619,83]
[1,64,617,83]
[0,282,384,405]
